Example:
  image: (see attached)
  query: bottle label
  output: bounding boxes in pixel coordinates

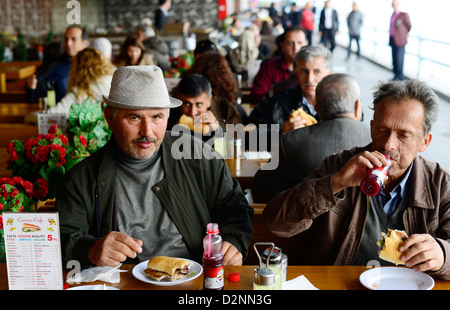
[204,266,224,289]
[371,167,388,181]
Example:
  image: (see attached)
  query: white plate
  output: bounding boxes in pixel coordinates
[66,284,119,290]
[359,267,434,290]
[132,258,202,286]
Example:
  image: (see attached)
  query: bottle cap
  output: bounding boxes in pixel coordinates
[206,223,219,234]
[228,273,240,282]
[262,246,282,264]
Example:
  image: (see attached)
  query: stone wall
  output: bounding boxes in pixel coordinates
[0,0,218,37]
[103,0,218,32]
[0,0,53,36]
[0,0,101,38]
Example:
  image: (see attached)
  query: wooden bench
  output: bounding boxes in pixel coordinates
[246,203,316,265]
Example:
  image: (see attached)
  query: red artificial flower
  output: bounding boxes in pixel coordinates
[79,135,87,147]
[34,145,49,163]
[6,142,18,162]
[48,124,58,135]
[20,180,34,195]
[49,144,66,167]
[0,185,7,198]
[0,178,11,186]
[32,178,48,200]
[9,188,19,198]
[59,134,68,146]
[15,199,23,212]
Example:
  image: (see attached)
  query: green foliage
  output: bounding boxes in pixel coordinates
[67,98,112,160]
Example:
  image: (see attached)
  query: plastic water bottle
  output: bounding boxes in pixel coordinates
[202,223,224,290]
[360,154,392,196]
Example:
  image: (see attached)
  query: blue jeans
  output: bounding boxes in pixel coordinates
[347,34,360,58]
[390,36,406,80]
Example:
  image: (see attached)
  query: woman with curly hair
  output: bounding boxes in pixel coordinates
[25,47,116,123]
[186,51,250,123]
[114,36,155,67]
[188,51,239,105]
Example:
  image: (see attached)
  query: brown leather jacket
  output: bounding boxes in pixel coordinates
[263,145,450,280]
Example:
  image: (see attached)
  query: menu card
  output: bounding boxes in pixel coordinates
[37,113,67,135]
[3,212,63,290]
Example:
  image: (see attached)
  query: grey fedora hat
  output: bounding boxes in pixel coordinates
[103,65,181,109]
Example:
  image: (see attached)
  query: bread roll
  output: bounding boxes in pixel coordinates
[377,229,408,265]
[179,114,210,134]
[290,108,317,126]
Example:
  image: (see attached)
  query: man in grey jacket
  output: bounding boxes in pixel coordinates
[55,66,253,269]
[263,79,450,280]
[255,73,371,194]
[346,1,363,60]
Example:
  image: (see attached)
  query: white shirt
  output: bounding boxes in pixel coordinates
[324,8,333,29]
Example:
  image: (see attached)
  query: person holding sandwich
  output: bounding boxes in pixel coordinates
[55,66,253,269]
[255,73,371,195]
[167,73,242,140]
[262,79,450,280]
[249,45,332,134]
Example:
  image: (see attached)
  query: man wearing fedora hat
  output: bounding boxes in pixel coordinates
[55,66,253,268]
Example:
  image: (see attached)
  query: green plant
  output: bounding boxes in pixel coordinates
[67,98,112,159]
[163,51,195,78]
[7,124,72,200]
[0,177,41,263]
[6,100,111,201]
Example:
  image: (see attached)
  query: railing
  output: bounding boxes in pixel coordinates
[336,24,450,98]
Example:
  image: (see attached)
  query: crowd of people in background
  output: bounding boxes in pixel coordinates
[24,0,413,138]
[24,0,410,124]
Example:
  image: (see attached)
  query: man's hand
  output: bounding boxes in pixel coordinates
[331,151,389,194]
[400,234,444,272]
[194,111,219,131]
[222,241,242,266]
[282,116,306,133]
[27,75,37,90]
[88,231,143,267]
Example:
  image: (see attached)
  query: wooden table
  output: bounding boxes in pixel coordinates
[0,102,39,123]
[0,123,38,148]
[0,65,35,80]
[1,263,449,290]
[226,157,274,203]
[226,158,266,179]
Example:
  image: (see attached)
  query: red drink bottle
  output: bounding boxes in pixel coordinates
[202,223,224,290]
[360,154,391,196]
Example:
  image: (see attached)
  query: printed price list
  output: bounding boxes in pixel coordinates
[3,212,63,290]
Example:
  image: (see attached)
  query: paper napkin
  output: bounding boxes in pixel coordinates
[66,264,128,284]
[282,275,319,290]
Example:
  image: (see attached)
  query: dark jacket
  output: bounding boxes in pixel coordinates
[56,132,253,268]
[27,53,71,103]
[250,85,318,131]
[255,117,371,194]
[154,8,168,32]
[319,8,339,32]
[263,144,450,280]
